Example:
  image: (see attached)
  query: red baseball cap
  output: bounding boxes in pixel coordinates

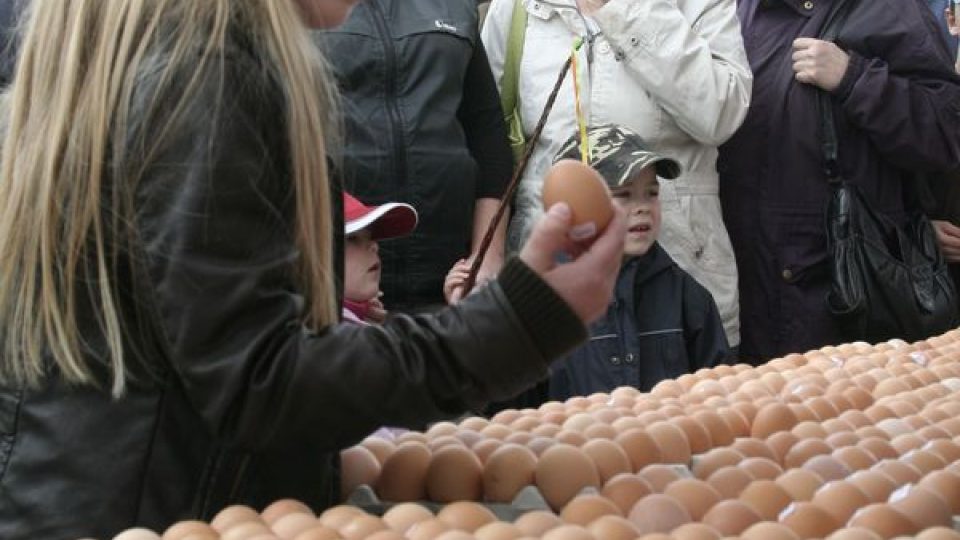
[343,192,418,240]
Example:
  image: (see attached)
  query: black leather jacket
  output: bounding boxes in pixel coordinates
[315,0,513,310]
[0,43,584,540]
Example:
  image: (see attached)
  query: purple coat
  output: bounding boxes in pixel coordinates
[719,0,960,362]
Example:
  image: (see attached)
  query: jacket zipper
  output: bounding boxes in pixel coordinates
[368,0,408,190]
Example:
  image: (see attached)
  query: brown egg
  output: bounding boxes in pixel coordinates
[903,448,949,475]
[823,527,883,540]
[645,421,692,465]
[738,479,794,521]
[535,444,601,511]
[555,430,588,447]
[317,505,364,530]
[718,407,751,437]
[162,521,218,540]
[425,445,483,503]
[739,522,801,540]
[211,505,263,533]
[671,522,722,540]
[482,443,537,503]
[363,531,406,540]
[791,420,829,440]
[600,473,654,515]
[740,457,783,481]
[811,481,871,523]
[262,500,314,526]
[888,484,953,530]
[701,499,763,536]
[751,403,799,439]
[580,438,632,485]
[915,527,960,540]
[513,511,563,536]
[473,521,524,540]
[872,459,923,486]
[857,437,898,460]
[272,512,320,539]
[731,437,778,461]
[845,470,898,504]
[918,469,960,513]
[377,441,432,502]
[840,409,873,429]
[765,431,801,465]
[585,515,639,540]
[559,494,622,525]
[691,447,744,480]
[826,431,861,450]
[778,501,841,538]
[219,521,274,540]
[640,463,691,492]
[614,429,662,472]
[340,445,381,500]
[692,411,735,448]
[627,493,692,535]
[775,469,824,501]
[338,515,388,540]
[405,518,452,540]
[113,529,162,540]
[540,524,594,540]
[831,445,876,471]
[662,478,722,521]
[805,396,840,421]
[706,466,754,499]
[803,454,853,482]
[847,504,918,538]
[541,159,613,237]
[382,503,434,533]
[460,416,490,431]
[397,431,430,445]
[784,438,833,469]
[503,432,534,446]
[436,501,497,532]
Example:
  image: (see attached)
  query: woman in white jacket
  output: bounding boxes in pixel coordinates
[482,0,751,350]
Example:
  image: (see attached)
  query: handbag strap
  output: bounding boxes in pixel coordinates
[817,0,858,184]
[500,0,528,125]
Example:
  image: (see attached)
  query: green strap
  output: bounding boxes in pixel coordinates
[501,0,528,161]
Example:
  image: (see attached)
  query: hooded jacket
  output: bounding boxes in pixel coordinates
[719,0,960,361]
[314,0,513,310]
[550,244,729,399]
[481,0,751,347]
[0,42,585,540]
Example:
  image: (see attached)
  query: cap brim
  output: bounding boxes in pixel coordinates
[345,202,418,240]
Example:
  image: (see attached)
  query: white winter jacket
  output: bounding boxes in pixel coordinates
[481,0,751,345]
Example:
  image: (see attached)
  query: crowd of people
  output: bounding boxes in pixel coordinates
[0,0,959,538]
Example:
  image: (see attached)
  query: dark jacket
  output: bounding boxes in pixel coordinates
[0,43,584,540]
[550,244,729,399]
[315,0,513,310]
[718,0,960,362]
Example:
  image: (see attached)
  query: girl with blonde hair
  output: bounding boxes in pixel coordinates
[0,1,625,537]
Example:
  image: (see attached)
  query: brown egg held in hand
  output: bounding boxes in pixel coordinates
[541,159,613,241]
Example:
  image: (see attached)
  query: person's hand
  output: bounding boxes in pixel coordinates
[575,0,608,16]
[947,6,960,36]
[792,38,850,91]
[933,220,960,263]
[444,259,472,304]
[367,293,387,324]
[519,202,626,324]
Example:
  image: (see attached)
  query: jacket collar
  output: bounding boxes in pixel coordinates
[619,242,674,292]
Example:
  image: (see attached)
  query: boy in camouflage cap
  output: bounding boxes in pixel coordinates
[549,124,731,399]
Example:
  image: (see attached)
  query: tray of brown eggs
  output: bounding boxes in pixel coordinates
[112,329,960,539]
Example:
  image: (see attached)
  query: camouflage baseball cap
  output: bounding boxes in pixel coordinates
[554,124,682,187]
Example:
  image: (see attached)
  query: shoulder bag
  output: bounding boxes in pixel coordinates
[821,0,960,342]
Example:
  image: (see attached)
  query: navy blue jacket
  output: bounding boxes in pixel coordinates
[550,244,730,399]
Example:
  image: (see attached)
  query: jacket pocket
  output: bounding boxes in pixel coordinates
[0,389,22,481]
[772,212,829,285]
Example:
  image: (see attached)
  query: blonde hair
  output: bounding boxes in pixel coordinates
[0,1,339,396]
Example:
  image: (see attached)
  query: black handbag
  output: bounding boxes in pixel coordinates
[820,0,959,343]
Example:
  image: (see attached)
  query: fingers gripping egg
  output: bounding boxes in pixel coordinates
[542,159,613,241]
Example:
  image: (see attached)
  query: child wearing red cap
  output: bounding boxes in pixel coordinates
[342,192,419,325]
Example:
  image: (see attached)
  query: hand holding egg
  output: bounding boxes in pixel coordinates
[520,171,625,324]
[541,159,614,243]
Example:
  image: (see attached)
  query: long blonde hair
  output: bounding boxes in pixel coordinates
[0,1,339,396]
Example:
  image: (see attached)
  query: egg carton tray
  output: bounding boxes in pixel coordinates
[344,483,600,521]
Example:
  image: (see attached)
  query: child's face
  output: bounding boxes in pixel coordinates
[344,229,381,302]
[611,167,660,257]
